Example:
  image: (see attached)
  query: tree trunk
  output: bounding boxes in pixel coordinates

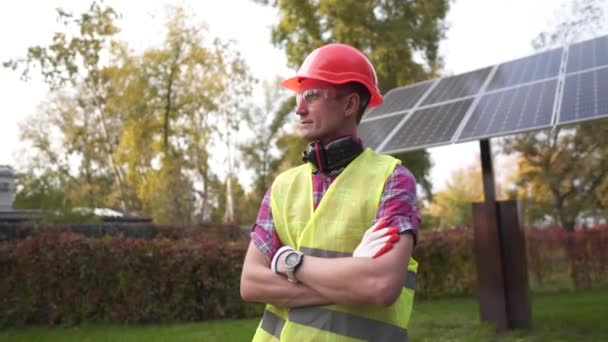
[563,220,575,232]
[223,113,235,224]
[223,174,235,224]
[564,231,591,290]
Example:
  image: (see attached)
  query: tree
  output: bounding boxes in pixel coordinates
[209,173,259,225]
[532,0,606,49]
[252,0,450,197]
[426,162,514,229]
[6,4,255,224]
[212,45,254,223]
[128,7,254,223]
[502,0,608,231]
[5,2,130,210]
[504,124,608,231]
[241,78,295,197]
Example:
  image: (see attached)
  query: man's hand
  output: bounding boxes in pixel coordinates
[353,220,400,258]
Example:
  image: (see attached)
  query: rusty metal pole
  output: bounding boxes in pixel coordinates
[473,139,532,332]
[473,139,509,332]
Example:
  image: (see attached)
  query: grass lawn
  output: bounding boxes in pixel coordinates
[1,288,607,341]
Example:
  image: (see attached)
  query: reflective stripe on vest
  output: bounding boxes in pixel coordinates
[261,310,285,339]
[300,246,417,290]
[260,308,408,342]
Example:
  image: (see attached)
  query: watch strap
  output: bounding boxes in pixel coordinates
[285,250,304,283]
[271,246,294,274]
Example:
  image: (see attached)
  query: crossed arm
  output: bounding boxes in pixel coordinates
[239,233,413,308]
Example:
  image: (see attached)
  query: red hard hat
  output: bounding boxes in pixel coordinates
[281,43,383,108]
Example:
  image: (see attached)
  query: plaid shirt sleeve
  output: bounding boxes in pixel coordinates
[374,164,421,245]
[250,188,281,258]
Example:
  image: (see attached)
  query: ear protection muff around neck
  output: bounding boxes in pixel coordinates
[302,136,364,173]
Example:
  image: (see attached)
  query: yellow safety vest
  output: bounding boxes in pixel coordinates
[252,148,418,342]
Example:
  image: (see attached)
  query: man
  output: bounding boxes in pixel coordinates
[240,43,420,342]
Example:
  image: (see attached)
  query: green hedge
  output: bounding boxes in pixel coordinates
[1,225,607,326]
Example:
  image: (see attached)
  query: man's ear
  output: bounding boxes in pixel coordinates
[343,93,360,119]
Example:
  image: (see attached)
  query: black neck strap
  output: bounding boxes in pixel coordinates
[302,136,364,173]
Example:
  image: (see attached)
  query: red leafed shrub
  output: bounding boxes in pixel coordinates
[0,230,259,326]
[413,228,476,300]
[413,225,608,299]
[526,225,608,290]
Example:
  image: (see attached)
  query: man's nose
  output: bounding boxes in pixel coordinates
[295,99,308,116]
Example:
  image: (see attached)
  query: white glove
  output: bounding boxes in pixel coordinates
[353,220,400,259]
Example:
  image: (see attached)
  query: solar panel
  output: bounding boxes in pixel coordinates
[358,113,408,151]
[567,35,608,74]
[421,67,492,106]
[354,34,608,154]
[381,98,473,153]
[487,48,562,91]
[364,81,434,119]
[457,79,558,141]
[558,66,608,124]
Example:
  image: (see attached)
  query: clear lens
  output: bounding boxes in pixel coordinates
[296,89,327,106]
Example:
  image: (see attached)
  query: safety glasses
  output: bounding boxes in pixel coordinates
[296,88,342,106]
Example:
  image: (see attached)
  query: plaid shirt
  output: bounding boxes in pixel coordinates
[251,164,421,258]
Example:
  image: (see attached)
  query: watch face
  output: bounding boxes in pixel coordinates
[285,253,300,267]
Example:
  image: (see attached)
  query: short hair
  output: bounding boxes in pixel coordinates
[336,82,371,124]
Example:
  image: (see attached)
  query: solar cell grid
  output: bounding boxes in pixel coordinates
[458,79,557,141]
[382,99,473,152]
[422,67,491,105]
[567,35,608,73]
[364,81,433,119]
[487,48,562,90]
[358,34,608,153]
[559,67,608,124]
[358,113,407,151]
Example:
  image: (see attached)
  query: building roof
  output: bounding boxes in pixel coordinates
[0,167,15,178]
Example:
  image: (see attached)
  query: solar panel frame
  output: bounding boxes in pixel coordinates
[550,45,569,126]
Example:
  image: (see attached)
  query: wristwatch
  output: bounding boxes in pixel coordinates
[283,250,304,283]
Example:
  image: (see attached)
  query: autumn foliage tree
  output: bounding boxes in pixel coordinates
[5,3,255,224]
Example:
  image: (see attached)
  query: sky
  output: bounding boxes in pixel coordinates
[0,0,582,192]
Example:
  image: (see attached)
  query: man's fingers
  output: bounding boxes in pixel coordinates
[381,227,399,238]
[372,242,394,259]
[365,233,399,249]
[372,219,389,232]
[368,226,398,241]
[385,233,399,243]
[362,220,389,239]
